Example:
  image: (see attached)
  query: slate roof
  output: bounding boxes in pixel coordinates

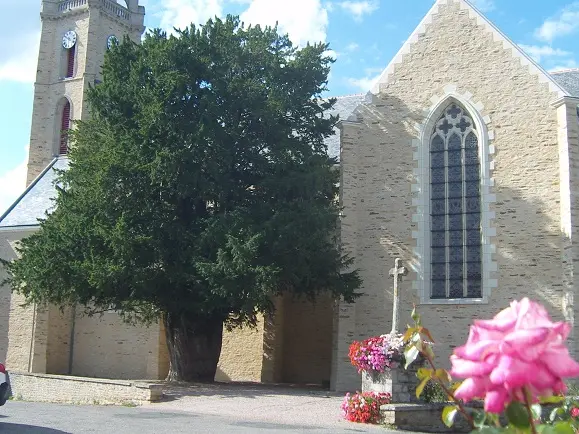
[0,157,69,229]
[550,69,579,97]
[324,94,367,160]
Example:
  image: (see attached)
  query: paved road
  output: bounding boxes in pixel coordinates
[0,401,390,433]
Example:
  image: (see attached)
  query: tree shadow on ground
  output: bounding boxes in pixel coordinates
[0,424,70,433]
[158,380,345,402]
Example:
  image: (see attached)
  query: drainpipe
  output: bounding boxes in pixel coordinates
[68,304,77,375]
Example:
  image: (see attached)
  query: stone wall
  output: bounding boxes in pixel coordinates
[8,372,162,405]
[46,306,73,374]
[216,293,335,386]
[335,0,564,391]
[70,312,164,380]
[281,293,333,385]
[0,230,38,371]
[216,315,267,383]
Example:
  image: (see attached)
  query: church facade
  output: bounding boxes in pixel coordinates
[0,0,578,393]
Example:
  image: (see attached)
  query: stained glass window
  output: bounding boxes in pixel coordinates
[429,103,482,299]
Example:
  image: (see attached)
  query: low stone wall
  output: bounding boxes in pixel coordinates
[7,372,164,405]
[381,403,472,433]
[381,401,561,432]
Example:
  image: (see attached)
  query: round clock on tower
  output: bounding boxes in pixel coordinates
[62,30,77,49]
[107,35,119,50]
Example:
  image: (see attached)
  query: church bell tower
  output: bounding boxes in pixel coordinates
[26,0,146,185]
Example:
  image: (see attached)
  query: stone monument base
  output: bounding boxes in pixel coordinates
[361,362,422,403]
[381,401,560,432]
[380,403,471,433]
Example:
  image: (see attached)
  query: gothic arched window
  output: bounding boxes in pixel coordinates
[429,103,482,299]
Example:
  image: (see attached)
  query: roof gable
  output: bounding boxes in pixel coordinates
[324,94,366,161]
[0,158,68,229]
[371,0,569,98]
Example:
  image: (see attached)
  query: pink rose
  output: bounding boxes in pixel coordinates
[450,298,579,413]
[571,407,579,418]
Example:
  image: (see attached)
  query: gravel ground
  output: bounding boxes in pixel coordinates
[142,382,388,431]
[0,382,424,433]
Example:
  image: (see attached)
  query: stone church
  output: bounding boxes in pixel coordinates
[0,0,578,393]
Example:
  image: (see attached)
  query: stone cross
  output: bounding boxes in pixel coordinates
[389,258,408,334]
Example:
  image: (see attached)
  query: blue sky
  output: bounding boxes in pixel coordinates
[0,0,578,214]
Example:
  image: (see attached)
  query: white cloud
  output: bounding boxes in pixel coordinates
[338,1,379,22]
[347,72,380,91]
[535,2,579,43]
[240,0,329,46]
[469,0,495,12]
[147,0,329,45]
[345,42,359,52]
[0,146,28,217]
[0,31,40,83]
[325,49,339,60]
[549,59,579,72]
[155,0,224,34]
[518,44,571,63]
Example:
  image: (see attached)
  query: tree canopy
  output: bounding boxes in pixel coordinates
[3,15,361,380]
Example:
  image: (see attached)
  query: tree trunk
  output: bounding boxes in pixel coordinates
[164,312,223,382]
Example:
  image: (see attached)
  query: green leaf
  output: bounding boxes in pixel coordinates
[442,405,458,428]
[404,345,419,369]
[419,327,435,343]
[416,367,433,380]
[434,369,451,382]
[473,427,505,434]
[411,306,419,323]
[540,395,565,405]
[423,344,436,361]
[416,377,430,399]
[553,421,576,434]
[550,407,566,422]
[505,401,530,428]
[531,404,542,421]
[411,333,424,352]
[538,422,577,434]
[402,328,416,343]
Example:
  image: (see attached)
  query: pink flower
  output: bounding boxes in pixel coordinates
[571,407,579,418]
[450,298,579,413]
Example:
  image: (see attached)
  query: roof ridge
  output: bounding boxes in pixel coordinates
[550,68,579,75]
[333,93,366,98]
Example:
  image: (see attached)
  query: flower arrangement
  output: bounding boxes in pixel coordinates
[403,297,579,432]
[348,332,405,373]
[341,391,392,423]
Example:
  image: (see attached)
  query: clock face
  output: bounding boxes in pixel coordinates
[62,30,77,50]
[107,35,119,50]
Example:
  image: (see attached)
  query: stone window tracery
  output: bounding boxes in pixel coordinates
[429,103,482,299]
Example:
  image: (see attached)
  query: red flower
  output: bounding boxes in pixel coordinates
[341,391,392,424]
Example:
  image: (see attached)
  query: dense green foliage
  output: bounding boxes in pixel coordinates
[3,16,360,340]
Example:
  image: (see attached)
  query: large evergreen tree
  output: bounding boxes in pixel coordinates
[2,16,361,382]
